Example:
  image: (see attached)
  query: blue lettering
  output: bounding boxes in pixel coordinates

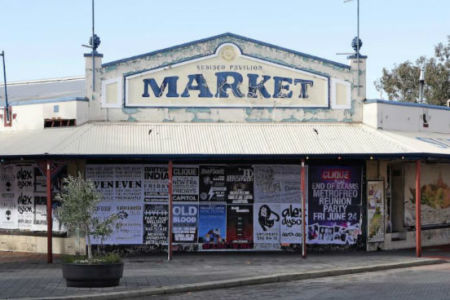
[142,76,179,97]
[273,76,293,98]
[215,72,243,98]
[181,74,213,98]
[247,74,271,98]
[294,79,314,98]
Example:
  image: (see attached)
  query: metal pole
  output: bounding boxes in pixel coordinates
[1,51,9,123]
[46,161,53,263]
[168,161,173,261]
[91,0,95,92]
[415,160,422,257]
[301,160,307,258]
[356,0,360,97]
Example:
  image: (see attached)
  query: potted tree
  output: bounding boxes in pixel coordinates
[56,174,123,287]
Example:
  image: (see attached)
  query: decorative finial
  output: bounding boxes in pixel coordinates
[351,36,362,53]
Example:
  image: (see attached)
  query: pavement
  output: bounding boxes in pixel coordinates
[0,246,448,300]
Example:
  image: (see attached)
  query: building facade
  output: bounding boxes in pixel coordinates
[0,33,449,255]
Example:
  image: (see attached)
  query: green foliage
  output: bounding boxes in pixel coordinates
[55,173,120,260]
[375,36,450,105]
[62,253,121,265]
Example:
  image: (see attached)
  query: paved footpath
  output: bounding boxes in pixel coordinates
[0,247,448,300]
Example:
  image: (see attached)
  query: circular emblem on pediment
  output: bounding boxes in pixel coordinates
[220,45,236,61]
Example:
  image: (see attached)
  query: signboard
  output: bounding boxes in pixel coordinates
[308,166,362,245]
[125,44,329,108]
[367,181,384,243]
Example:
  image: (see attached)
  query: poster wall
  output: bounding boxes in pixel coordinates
[367,181,384,243]
[308,166,362,245]
[404,163,450,227]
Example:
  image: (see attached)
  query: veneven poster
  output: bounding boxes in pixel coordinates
[308,166,361,245]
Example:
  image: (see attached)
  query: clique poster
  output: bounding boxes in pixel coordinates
[308,166,362,245]
[172,166,199,202]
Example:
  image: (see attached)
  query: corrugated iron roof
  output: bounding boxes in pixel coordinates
[0,77,85,106]
[2,122,444,158]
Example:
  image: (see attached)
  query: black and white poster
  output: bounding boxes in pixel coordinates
[280,203,305,244]
[0,165,17,229]
[15,165,34,192]
[199,166,227,202]
[17,191,34,230]
[143,204,168,245]
[172,204,198,243]
[86,165,115,202]
[254,165,301,203]
[173,166,199,202]
[114,165,143,202]
[227,204,253,248]
[253,203,281,250]
[143,165,168,202]
[226,166,254,204]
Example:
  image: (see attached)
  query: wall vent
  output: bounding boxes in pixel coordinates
[44,118,76,128]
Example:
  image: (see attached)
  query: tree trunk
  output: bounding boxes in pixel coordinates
[86,225,92,260]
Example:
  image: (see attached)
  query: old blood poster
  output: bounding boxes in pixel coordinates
[198,205,227,249]
[199,166,226,202]
[253,203,280,250]
[173,166,199,202]
[367,181,385,243]
[226,166,254,204]
[308,166,361,245]
[227,205,253,248]
[172,204,198,243]
[143,204,168,245]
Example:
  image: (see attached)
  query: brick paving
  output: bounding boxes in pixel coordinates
[0,248,448,300]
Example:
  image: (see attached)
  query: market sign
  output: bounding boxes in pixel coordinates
[125,44,329,108]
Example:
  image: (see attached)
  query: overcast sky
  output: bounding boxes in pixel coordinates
[1,0,448,99]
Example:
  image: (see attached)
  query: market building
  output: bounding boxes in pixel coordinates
[0,33,449,258]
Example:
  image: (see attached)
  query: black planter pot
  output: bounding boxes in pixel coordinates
[62,262,124,287]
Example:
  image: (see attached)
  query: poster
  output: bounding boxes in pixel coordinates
[86,165,115,202]
[114,165,143,202]
[226,166,254,204]
[253,203,281,250]
[143,165,168,202]
[367,181,385,243]
[0,165,17,229]
[308,166,362,245]
[404,163,450,226]
[173,166,199,202]
[32,194,47,231]
[199,166,227,202]
[254,165,301,203]
[92,203,143,245]
[17,191,34,230]
[227,205,253,248]
[280,203,305,244]
[172,204,198,243]
[143,204,168,245]
[15,165,34,192]
[198,205,227,249]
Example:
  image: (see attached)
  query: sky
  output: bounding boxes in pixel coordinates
[0,0,449,99]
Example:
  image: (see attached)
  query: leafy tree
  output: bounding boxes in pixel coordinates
[375,36,450,105]
[55,174,119,260]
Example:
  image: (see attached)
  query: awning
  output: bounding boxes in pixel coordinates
[0,122,448,159]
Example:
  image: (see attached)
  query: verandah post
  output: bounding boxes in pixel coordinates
[415,160,422,257]
[46,160,53,263]
[301,159,306,258]
[168,160,173,261]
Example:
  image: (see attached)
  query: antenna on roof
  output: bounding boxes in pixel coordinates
[82,0,101,92]
[0,51,10,123]
[418,65,425,104]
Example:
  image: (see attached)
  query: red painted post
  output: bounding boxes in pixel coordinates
[46,161,53,263]
[415,160,422,257]
[168,160,173,261]
[301,160,307,258]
